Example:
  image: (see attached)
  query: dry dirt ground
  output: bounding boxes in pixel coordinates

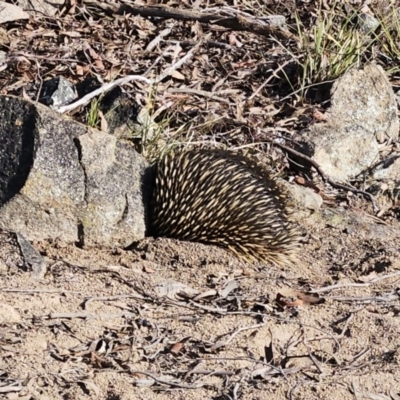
[1,206,400,400]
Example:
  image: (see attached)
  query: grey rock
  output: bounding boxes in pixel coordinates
[358,13,380,34]
[0,1,29,23]
[97,86,140,137]
[371,155,400,181]
[329,64,398,144]
[0,228,24,274]
[283,181,323,219]
[16,0,64,17]
[300,63,398,182]
[367,156,400,210]
[302,123,379,181]
[77,130,151,247]
[0,95,86,242]
[39,77,77,109]
[16,232,46,279]
[0,95,151,248]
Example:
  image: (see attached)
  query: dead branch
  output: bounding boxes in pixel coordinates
[83,294,146,309]
[347,348,371,366]
[249,59,292,101]
[2,288,81,294]
[130,370,205,389]
[210,323,266,350]
[310,271,400,293]
[177,369,235,376]
[49,312,136,319]
[83,1,296,40]
[167,87,233,104]
[188,300,228,314]
[331,293,399,303]
[0,385,25,394]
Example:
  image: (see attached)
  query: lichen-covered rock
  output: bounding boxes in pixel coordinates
[282,181,323,219]
[302,123,379,181]
[301,63,399,182]
[77,129,151,247]
[329,63,398,144]
[0,95,151,247]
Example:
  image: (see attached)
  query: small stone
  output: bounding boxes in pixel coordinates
[358,13,380,34]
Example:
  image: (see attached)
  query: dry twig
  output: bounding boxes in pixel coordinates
[56,34,210,114]
[84,1,296,40]
[130,370,205,389]
[267,138,380,212]
[49,312,136,319]
[310,271,400,293]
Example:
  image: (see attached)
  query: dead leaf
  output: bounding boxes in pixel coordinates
[170,342,184,354]
[191,21,203,37]
[171,70,185,80]
[143,264,156,273]
[135,379,155,387]
[105,66,122,82]
[131,15,156,31]
[75,65,84,76]
[98,110,108,132]
[219,280,239,298]
[77,380,100,396]
[0,384,24,393]
[229,34,243,47]
[145,27,172,52]
[154,280,199,299]
[313,108,327,121]
[294,176,323,194]
[192,289,217,301]
[357,271,378,283]
[192,66,201,80]
[389,390,400,400]
[42,30,57,37]
[94,59,105,71]
[249,107,265,115]
[15,55,30,65]
[264,341,275,364]
[250,365,275,379]
[276,289,323,307]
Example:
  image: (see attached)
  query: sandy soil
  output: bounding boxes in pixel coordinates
[1,206,400,400]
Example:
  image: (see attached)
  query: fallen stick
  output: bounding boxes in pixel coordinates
[84,1,296,40]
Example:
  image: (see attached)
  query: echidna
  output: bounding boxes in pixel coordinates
[150,149,300,266]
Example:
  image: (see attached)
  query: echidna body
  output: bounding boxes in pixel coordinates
[151,149,300,266]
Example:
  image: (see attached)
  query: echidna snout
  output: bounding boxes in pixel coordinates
[150,149,300,266]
